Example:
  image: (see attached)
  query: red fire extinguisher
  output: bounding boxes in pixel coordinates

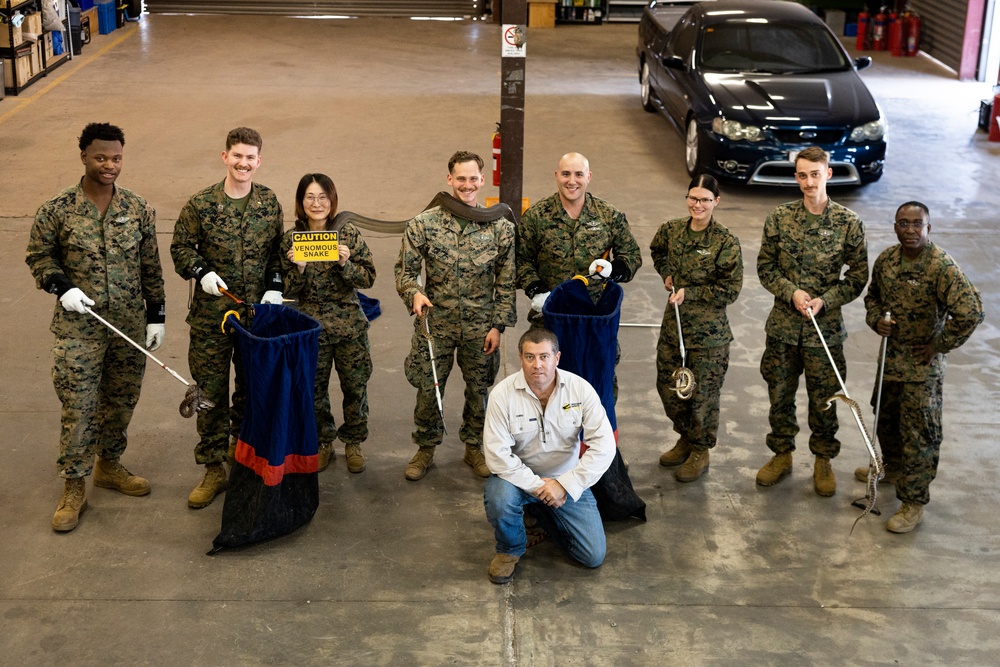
[856,10,869,51]
[888,12,903,56]
[872,8,887,51]
[492,123,501,187]
[905,10,921,57]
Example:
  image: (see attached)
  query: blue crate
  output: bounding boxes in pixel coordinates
[78,0,95,9]
[97,0,115,35]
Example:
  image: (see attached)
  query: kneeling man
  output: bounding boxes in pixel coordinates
[483,328,615,584]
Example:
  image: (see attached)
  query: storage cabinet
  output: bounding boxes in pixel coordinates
[2,0,69,95]
[556,0,606,24]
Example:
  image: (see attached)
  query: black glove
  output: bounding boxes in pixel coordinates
[524,280,549,299]
[609,259,630,283]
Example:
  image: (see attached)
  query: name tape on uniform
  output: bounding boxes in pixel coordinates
[292,231,339,262]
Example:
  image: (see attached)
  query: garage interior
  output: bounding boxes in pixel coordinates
[1,2,999,664]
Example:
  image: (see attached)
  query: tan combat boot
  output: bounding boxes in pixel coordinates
[813,456,836,497]
[854,465,900,485]
[52,477,88,532]
[675,448,709,483]
[188,463,228,509]
[405,447,435,481]
[94,457,150,496]
[488,553,520,584]
[318,442,334,472]
[756,452,792,486]
[659,439,691,467]
[345,444,366,474]
[886,502,924,533]
[464,444,491,478]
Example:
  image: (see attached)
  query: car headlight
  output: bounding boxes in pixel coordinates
[711,117,764,142]
[849,118,886,142]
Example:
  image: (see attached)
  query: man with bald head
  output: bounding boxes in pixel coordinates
[517,152,642,325]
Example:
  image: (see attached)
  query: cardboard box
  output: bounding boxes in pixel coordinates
[529,1,556,29]
[29,39,41,76]
[24,9,41,36]
[43,30,52,62]
[1,18,23,47]
[2,48,31,90]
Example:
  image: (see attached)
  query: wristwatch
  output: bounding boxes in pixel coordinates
[493,323,506,334]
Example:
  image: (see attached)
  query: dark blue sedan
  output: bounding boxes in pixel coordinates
[637,0,886,185]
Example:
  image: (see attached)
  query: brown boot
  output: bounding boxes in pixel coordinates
[405,447,435,481]
[854,465,900,485]
[488,553,520,584]
[756,452,792,486]
[659,439,691,467]
[675,448,709,482]
[886,502,924,533]
[463,445,491,478]
[318,442,334,472]
[94,457,150,496]
[188,463,228,509]
[813,456,836,497]
[345,444,366,474]
[52,477,88,532]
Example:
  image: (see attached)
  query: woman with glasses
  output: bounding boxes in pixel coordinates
[650,174,743,482]
[280,173,376,474]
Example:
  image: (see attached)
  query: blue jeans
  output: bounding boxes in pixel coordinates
[484,475,606,568]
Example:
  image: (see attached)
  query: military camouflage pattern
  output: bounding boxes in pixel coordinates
[650,216,743,349]
[865,241,983,506]
[27,183,164,478]
[394,206,516,338]
[171,180,284,463]
[27,182,165,340]
[280,223,376,446]
[757,199,868,347]
[404,330,500,448]
[657,343,730,451]
[760,337,846,458]
[518,192,642,322]
[395,205,513,448]
[865,242,984,382]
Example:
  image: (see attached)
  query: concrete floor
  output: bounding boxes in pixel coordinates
[1,14,999,666]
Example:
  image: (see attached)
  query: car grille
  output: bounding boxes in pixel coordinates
[769,129,846,145]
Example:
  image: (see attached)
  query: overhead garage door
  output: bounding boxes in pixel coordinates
[907,0,971,74]
[144,1,485,18]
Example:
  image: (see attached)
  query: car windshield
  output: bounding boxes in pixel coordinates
[697,20,850,74]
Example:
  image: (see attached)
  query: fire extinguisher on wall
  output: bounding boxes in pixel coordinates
[856,10,869,51]
[888,11,903,56]
[905,9,921,57]
[872,7,887,51]
[492,123,502,187]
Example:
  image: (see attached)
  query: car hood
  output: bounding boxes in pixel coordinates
[703,70,880,126]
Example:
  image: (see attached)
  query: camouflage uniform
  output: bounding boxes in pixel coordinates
[517,192,642,324]
[757,200,868,458]
[171,181,284,464]
[26,182,165,478]
[280,224,375,447]
[650,217,743,451]
[865,241,983,506]
[394,206,516,450]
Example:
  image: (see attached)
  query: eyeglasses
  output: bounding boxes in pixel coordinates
[304,195,330,204]
[686,196,716,205]
[894,221,927,230]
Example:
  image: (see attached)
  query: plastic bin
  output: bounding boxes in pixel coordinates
[96,0,115,35]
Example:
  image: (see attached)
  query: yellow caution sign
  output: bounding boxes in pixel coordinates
[292,231,339,263]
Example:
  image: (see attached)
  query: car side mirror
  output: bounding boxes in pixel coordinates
[662,55,686,70]
[854,56,872,71]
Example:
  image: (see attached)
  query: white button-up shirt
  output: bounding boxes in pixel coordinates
[484,368,615,501]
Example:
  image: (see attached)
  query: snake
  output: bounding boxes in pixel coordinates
[330,191,516,234]
[179,384,216,419]
[825,393,885,532]
[671,367,696,400]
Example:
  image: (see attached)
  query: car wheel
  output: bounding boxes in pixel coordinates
[640,61,656,113]
[685,118,701,176]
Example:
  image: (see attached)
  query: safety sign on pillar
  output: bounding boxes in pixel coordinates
[500,0,526,223]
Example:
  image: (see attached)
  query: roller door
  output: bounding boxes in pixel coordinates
[144,1,485,18]
[908,0,970,73]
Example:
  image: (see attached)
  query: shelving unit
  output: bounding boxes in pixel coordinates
[2,0,70,95]
[556,0,606,24]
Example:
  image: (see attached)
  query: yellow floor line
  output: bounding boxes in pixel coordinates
[0,23,137,125]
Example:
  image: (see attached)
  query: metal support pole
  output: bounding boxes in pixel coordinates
[499,0,526,223]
